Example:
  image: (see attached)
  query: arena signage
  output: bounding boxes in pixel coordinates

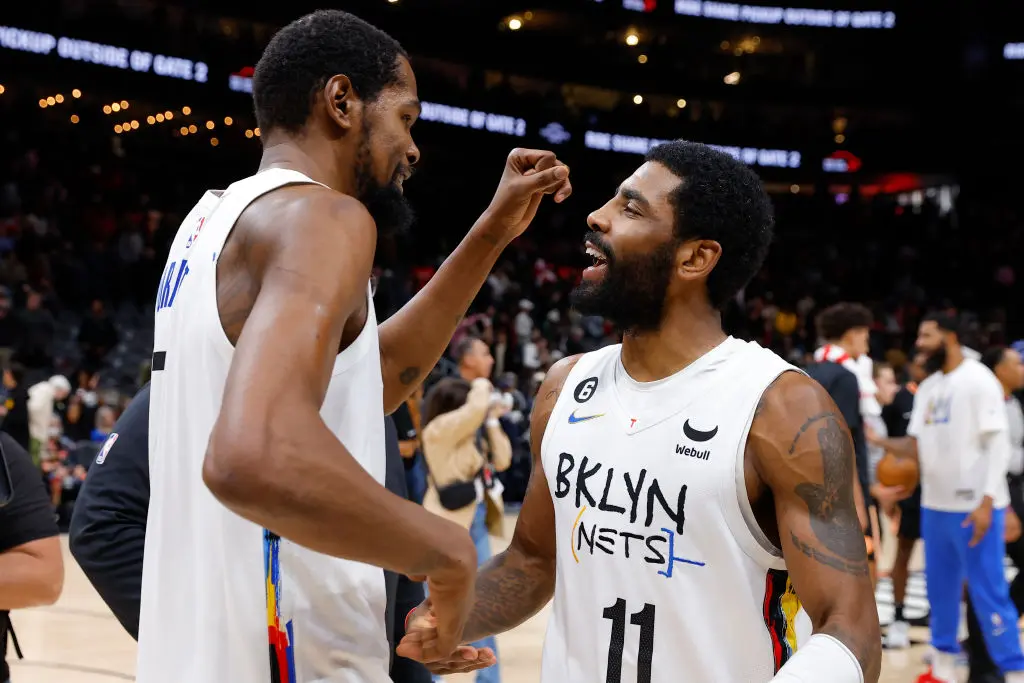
[673,1,896,28]
[418,101,527,137]
[0,25,208,83]
[1005,43,1024,60]
[583,130,802,168]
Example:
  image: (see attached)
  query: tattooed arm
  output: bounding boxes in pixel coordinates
[397,356,580,670]
[377,149,571,413]
[748,372,882,683]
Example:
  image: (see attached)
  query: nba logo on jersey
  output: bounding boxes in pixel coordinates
[95,432,119,465]
[184,216,206,249]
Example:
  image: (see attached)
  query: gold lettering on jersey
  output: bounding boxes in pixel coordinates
[556,452,705,578]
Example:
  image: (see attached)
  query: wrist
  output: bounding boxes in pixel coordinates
[470,214,513,250]
[980,495,995,509]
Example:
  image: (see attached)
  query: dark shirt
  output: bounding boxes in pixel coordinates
[882,386,915,438]
[0,433,60,680]
[2,387,29,451]
[69,383,150,639]
[805,362,870,497]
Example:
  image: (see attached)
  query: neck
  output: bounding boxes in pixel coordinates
[620,298,727,382]
[258,130,358,196]
[942,344,964,374]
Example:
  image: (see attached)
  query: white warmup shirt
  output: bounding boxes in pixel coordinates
[540,338,812,682]
[1007,394,1024,477]
[137,169,389,683]
[909,358,1011,512]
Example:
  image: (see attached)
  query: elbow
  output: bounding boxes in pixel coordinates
[41,563,65,605]
[203,429,272,510]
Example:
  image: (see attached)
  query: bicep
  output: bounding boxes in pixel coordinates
[216,198,375,437]
[752,376,874,629]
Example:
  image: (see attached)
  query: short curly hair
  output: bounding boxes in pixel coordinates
[253,10,407,134]
[644,141,774,309]
[815,302,873,341]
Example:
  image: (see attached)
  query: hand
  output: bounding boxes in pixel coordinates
[480,149,572,243]
[1007,508,1022,544]
[870,484,910,516]
[397,603,498,674]
[406,536,478,662]
[963,498,994,547]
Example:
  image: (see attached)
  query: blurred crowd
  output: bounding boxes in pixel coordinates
[0,99,1021,521]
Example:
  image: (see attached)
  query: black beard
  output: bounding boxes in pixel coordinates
[569,231,676,334]
[354,131,414,237]
[922,345,947,374]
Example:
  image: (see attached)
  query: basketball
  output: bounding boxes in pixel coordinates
[876,452,919,490]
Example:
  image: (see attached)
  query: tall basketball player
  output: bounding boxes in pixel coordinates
[400,141,882,682]
[137,10,569,683]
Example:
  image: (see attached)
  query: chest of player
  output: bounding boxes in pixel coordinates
[543,382,749,577]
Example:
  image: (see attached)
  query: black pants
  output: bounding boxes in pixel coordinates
[390,575,432,683]
[967,476,1024,680]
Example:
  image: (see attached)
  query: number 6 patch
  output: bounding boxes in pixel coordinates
[573,376,599,403]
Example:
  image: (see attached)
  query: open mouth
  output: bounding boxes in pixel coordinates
[583,241,609,279]
[585,241,609,268]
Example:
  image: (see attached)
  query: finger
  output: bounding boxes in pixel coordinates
[523,164,569,193]
[507,148,557,172]
[555,176,573,203]
[962,516,973,528]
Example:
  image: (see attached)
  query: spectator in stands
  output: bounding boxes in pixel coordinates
[421,377,511,683]
[26,374,70,463]
[16,289,55,370]
[0,365,29,454]
[90,406,116,443]
[0,289,19,367]
[77,299,118,370]
[0,433,64,683]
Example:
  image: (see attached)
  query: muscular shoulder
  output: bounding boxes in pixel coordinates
[529,354,585,452]
[748,371,850,483]
[236,184,376,273]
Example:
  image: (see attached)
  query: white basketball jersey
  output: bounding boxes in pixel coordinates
[137,169,390,683]
[540,337,810,683]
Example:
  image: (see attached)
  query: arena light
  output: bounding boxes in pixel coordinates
[205,120,215,130]
[1005,43,1024,60]
[102,104,111,114]
[632,94,643,104]
[676,98,687,108]
[71,88,81,98]
[46,96,55,105]
[70,114,79,123]
[724,71,741,85]
[637,54,648,63]
[672,2,895,28]
[210,137,219,147]
[111,102,121,112]
[625,31,639,46]
[120,100,129,109]
[0,85,5,95]
[114,124,123,133]
[223,116,233,125]
[165,111,174,120]
[147,115,155,124]
[182,106,191,115]
[180,126,188,135]
[130,120,139,129]
[254,127,261,137]
[54,94,64,103]
[508,17,523,30]
[155,113,165,123]
[39,98,47,108]
[583,129,803,168]
[245,129,254,138]
[188,124,197,133]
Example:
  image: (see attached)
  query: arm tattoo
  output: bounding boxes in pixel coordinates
[791,413,869,574]
[398,367,421,385]
[463,551,554,641]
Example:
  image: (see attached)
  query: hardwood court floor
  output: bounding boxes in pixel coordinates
[5,532,1003,683]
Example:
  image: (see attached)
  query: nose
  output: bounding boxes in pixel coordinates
[587,207,610,234]
[407,140,420,167]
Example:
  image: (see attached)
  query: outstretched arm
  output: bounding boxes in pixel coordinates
[749,372,882,683]
[377,149,571,412]
[398,355,580,667]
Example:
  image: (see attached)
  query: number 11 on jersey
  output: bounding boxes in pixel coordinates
[603,598,655,683]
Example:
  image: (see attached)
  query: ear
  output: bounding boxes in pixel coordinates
[323,74,360,132]
[676,239,722,282]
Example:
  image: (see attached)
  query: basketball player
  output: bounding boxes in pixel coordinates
[399,140,882,682]
[137,10,569,683]
[873,314,1024,683]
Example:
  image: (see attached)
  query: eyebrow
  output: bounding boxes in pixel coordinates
[406,99,422,115]
[617,185,651,209]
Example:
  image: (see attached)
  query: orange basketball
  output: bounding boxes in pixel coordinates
[876,452,919,490]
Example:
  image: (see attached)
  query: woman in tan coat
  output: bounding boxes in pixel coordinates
[420,376,511,683]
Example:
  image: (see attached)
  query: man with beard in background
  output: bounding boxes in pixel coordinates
[137,10,571,683]
[873,314,1024,683]
[399,140,881,682]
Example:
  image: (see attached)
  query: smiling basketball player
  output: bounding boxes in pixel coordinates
[400,140,881,683]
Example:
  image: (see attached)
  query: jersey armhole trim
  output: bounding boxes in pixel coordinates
[729,367,804,570]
